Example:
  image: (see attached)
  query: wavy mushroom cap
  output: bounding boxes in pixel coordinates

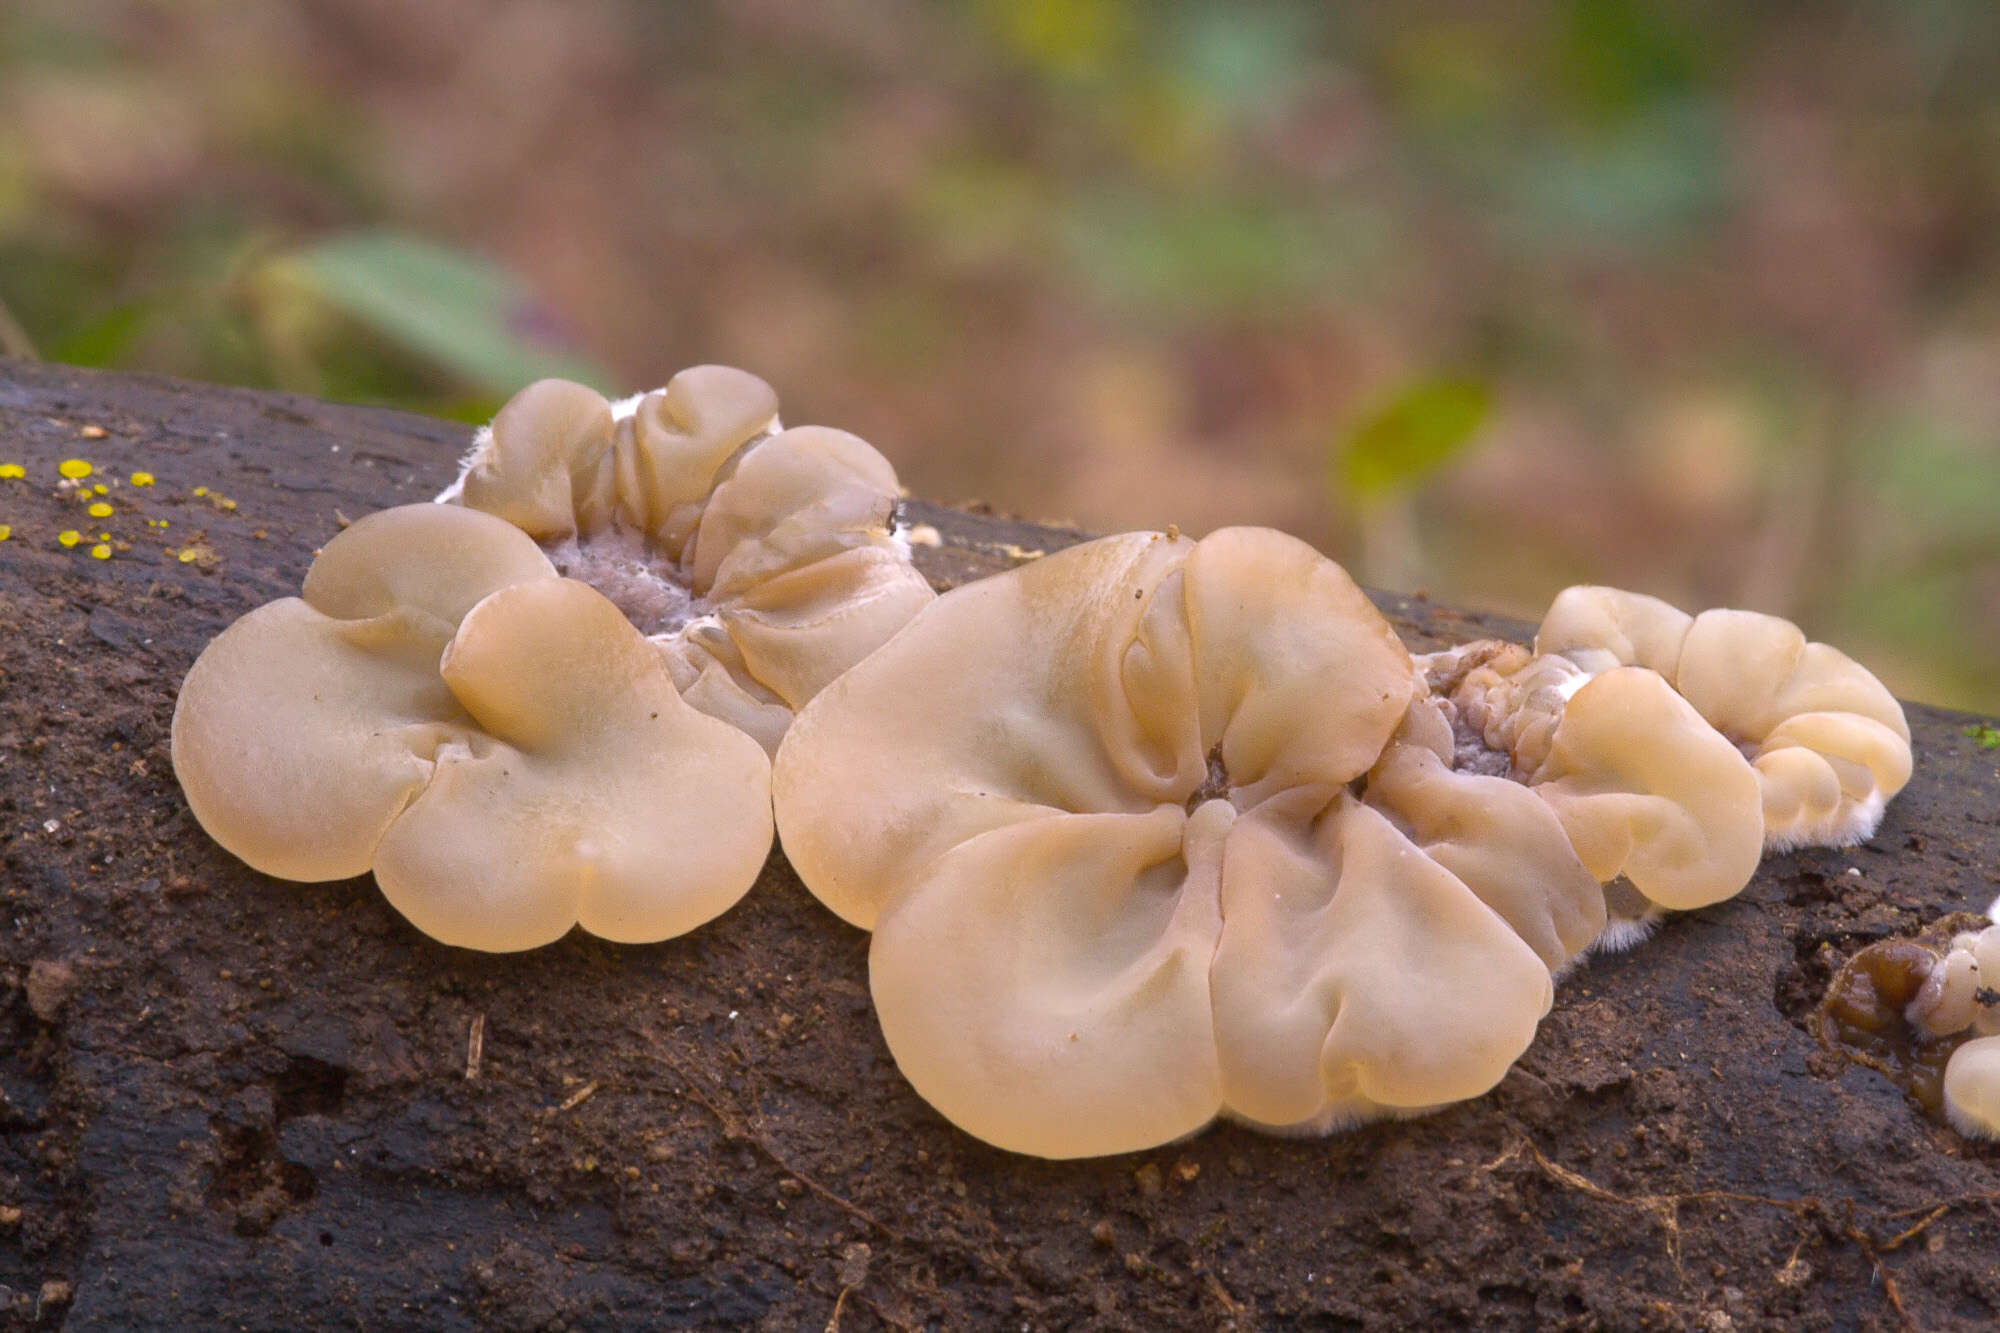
[444,369,935,753]
[172,503,773,952]
[1536,585,1692,678]
[1527,667,1764,912]
[775,527,1578,1158]
[1536,587,1911,850]
[1423,640,1764,916]
[1363,699,1607,974]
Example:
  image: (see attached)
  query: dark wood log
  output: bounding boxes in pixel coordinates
[2,356,1997,1331]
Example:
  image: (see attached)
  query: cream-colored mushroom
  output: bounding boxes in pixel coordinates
[1527,668,1765,913]
[441,369,935,753]
[1362,698,1607,975]
[1536,587,1911,850]
[1420,640,1764,925]
[776,526,1592,1158]
[172,503,772,952]
[1536,584,1691,678]
[173,504,557,883]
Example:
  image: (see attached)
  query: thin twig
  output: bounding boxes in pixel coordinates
[549,1080,598,1115]
[1843,1202,1912,1332]
[823,1284,853,1333]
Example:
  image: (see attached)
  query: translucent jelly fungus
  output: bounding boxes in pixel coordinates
[439,368,934,754]
[1816,910,2000,1138]
[172,504,772,952]
[774,528,1618,1159]
[1900,915,2000,1139]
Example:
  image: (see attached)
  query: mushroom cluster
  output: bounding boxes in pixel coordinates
[1534,587,1912,851]
[1428,586,1912,945]
[1903,913,2000,1139]
[173,368,934,950]
[772,532,1914,1158]
[441,368,936,754]
[173,367,1922,1152]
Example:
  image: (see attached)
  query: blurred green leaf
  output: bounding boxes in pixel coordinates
[1966,723,2000,749]
[1337,376,1492,501]
[47,302,146,367]
[276,231,611,394]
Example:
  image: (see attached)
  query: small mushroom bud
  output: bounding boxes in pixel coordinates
[1906,948,1979,1038]
[1943,1036,2000,1140]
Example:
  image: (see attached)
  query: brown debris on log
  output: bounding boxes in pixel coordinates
[2,356,1998,1331]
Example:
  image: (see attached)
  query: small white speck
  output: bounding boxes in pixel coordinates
[728,1010,739,1020]
[42,819,59,834]
[330,444,340,453]
[1846,867,1862,877]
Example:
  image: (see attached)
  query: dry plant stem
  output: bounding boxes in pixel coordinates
[1739,400,1832,618]
[0,290,36,360]
[464,1013,485,1081]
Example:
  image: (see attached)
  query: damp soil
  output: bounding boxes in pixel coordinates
[4,358,2000,1330]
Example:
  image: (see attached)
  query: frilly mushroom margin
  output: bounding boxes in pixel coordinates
[171,504,774,952]
[773,529,1916,1159]
[439,368,936,756]
[172,367,936,951]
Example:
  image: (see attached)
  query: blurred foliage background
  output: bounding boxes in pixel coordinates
[2,0,1997,710]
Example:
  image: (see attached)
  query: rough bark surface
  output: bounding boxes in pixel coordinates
[2,357,1998,1331]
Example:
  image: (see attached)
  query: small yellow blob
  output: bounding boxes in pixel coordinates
[0,525,11,541]
[176,547,200,563]
[89,543,111,560]
[0,463,23,479]
[131,471,155,487]
[192,485,208,497]
[88,501,113,518]
[92,483,108,495]
[58,459,92,480]
[98,531,110,540]
[58,529,81,548]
